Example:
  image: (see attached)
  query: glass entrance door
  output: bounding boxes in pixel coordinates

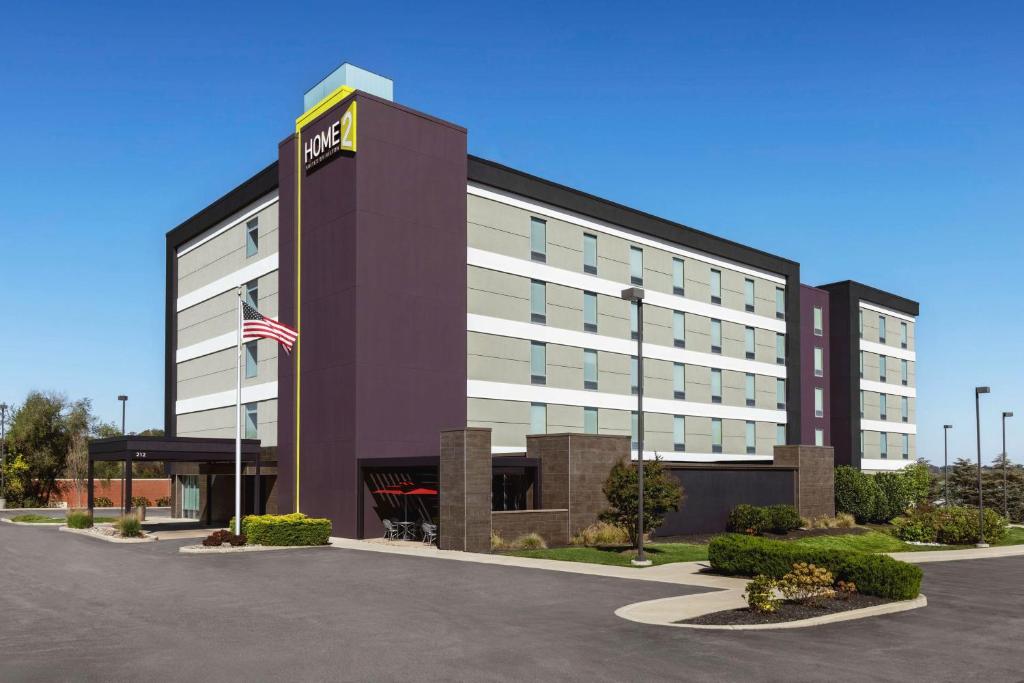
[181,475,200,519]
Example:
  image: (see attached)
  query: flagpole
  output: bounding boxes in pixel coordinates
[235,287,243,535]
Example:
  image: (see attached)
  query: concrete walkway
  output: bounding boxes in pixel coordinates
[889,543,1024,563]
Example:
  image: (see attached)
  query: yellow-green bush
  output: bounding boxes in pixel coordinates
[237,513,331,546]
[571,521,630,546]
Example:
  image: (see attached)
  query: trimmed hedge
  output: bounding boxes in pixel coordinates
[237,513,332,546]
[708,534,922,600]
[727,504,802,535]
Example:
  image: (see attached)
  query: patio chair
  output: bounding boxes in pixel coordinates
[421,522,437,546]
[383,519,401,541]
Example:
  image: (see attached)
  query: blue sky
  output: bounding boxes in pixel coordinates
[0,1,1020,463]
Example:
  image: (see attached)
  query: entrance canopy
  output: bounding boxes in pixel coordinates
[87,436,262,513]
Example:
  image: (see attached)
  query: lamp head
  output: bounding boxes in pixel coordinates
[1005,411,1014,418]
[976,386,991,395]
[943,424,953,430]
[117,395,128,402]
[0,403,7,412]
[620,287,645,302]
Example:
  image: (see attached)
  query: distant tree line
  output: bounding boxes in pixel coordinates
[2,390,164,508]
[943,455,1024,523]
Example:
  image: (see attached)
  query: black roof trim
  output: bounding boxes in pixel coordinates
[166,161,279,250]
[817,280,920,317]
[467,155,798,277]
[88,436,263,462]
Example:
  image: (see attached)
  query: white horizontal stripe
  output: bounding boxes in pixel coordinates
[468,248,787,334]
[468,183,787,285]
[176,193,279,257]
[492,445,771,463]
[176,332,236,363]
[861,419,916,435]
[175,381,278,415]
[176,254,279,312]
[859,300,916,323]
[860,339,915,362]
[860,458,916,471]
[468,379,787,423]
[468,313,787,378]
[860,379,916,398]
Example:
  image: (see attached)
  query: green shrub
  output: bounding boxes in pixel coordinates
[744,575,780,613]
[766,505,802,534]
[727,504,770,535]
[131,496,151,508]
[572,521,630,546]
[154,496,171,507]
[708,534,922,600]
[835,466,882,523]
[65,510,94,529]
[115,516,142,538]
[779,562,836,606]
[601,457,683,545]
[891,515,937,543]
[875,472,913,521]
[933,506,1007,545]
[92,496,114,508]
[238,513,331,546]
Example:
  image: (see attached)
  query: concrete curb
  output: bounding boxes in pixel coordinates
[179,543,333,554]
[889,544,1024,563]
[616,592,927,630]
[58,526,156,544]
[1,518,63,527]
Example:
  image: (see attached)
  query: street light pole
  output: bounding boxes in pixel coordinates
[975,386,990,548]
[0,403,8,509]
[943,424,952,506]
[621,287,650,567]
[1002,411,1013,519]
[117,395,128,510]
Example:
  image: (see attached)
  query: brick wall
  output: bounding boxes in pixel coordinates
[492,509,570,547]
[774,445,836,519]
[53,479,171,508]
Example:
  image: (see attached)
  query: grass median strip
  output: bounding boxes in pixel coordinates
[11,514,117,524]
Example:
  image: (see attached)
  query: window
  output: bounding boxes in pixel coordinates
[878,315,887,343]
[860,430,865,456]
[776,378,786,409]
[673,311,685,348]
[530,280,546,323]
[530,342,546,385]
[813,306,823,336]
[244,218,258,258]
[630,246,643,285]
[745,421,756,454]
[860,390,865,417]
[711,369,722,404]
[902,433,910,460]
[775,333,785,364]
[901,396,909,423]
[859,351,864,378]
[815,387,824,418]
[901,359,908,386]
[744,326,755,359]
[710,269,722,304]
[583,233,597,274]
[583,349,598,390]
[711,319,722,354]
[245,341,258,379]
[900,321,908,349]
[815,429,824,447]
[777,423,786,446]
[530,403,547,435]
[744,278,755,312]
[745,373,755,407]
[244,403,258,439]
[673,363,685,399]
[631,356,639,395]
[584,407,598,434]
[530,217,546,262]
[583,291,597,332]
[880,432,888,459]
[879,355,887,382]
[880,394,887,420]
[712,418,723,453]
[630,301,639,340]
[775,288,785,319]
[813,347,824,377]
[673,258,685,295]
[673,416,685,452]
[631,411,639,449]
[245,280,258,308]
[859,310,864,338]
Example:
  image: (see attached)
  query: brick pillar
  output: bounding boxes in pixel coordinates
[773,445,835,519]
[439,428,492,552]
[528,433,628,537]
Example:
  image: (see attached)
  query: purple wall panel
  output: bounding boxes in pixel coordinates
[799,284,830,447]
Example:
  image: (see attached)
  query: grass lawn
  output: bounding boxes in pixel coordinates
[503,527,1024,567]
[10,514,118,524]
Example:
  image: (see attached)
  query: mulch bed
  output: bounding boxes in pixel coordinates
[679,593,891,626]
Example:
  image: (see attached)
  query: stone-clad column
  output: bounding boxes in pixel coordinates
[773,445,835,519]
[439,428,492,552]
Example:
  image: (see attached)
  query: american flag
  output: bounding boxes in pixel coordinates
[242,301,298,353]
